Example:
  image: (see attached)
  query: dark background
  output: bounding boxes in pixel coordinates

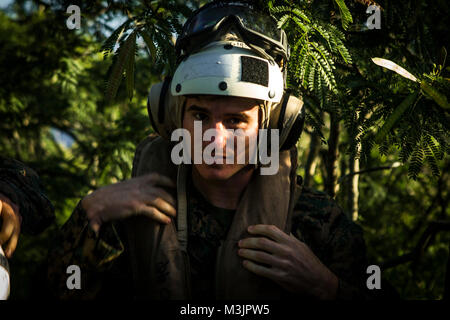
[0,0,449,299]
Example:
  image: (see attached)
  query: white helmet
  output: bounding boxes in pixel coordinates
[148,40,305,150]
[170,41,284,103]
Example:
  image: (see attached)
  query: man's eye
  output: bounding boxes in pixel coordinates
[193,113,208,121]
[228,118,243,125]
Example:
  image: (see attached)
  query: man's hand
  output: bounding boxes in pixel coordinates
[238,224,339,299]
[0,194,21,258]
[82,173,177,233]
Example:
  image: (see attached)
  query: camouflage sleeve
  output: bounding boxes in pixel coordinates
[325,210,372,300]
[0,156,54,235]
[292,186,373,300]
[46,201,124,299]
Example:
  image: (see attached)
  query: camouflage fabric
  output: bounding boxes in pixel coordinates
[186,180,235,300]
[46,201,124,300]
[0,157,54,235]
[291,185,369,299]
[46,176,371,300]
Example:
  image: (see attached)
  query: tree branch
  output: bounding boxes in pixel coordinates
[380,221,450,270]
[337,162,402,184]
[304,131,321,187]
[324,112,340,198]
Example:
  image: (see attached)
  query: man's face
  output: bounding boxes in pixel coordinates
[182,95,260,181]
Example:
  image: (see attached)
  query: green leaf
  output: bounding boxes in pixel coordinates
[125,35,136,102]
[140,30,156,64]
[100,19,132,56]
[277,14,290,29]
[333,0,353,30]
[105,31,137,105]
[371,57,418,82]
[374,92,419,144]
[292,8,311,23]
[420,81,450,110]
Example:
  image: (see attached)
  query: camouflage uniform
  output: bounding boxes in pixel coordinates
[0,157,54,235]
[47,173,371,300]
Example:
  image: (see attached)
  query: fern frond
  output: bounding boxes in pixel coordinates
[408,140,425,179]
[277,14,290,29]
[292,8,311,23]
[104,31,136,105]
[125,36,136,101]
[100,19,132,56]
[333,0,353,30]
[139,30,157,64]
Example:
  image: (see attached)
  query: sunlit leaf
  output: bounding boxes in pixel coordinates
[371,57,418,82]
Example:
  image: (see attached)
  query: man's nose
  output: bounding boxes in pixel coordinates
[212,121,227,149]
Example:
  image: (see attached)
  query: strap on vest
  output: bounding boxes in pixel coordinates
[176,164,189,252]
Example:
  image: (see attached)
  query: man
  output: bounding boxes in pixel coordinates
[47,1,371,300]
[0,156,55,299]
[0,157,55,257]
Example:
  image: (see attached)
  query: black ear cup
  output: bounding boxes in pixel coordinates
[276,89,292,133]
[280,105,305,150]
[158,76,172,123]
[269,90,306,150]
[147,93,160,135]
[147,76,173,138]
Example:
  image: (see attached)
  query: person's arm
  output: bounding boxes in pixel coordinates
[0,157,55,257]
[292,187,373,300]
[323,210,372,300]
[46,201,124,299]
[46,172,177,299]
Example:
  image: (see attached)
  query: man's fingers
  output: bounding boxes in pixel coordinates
[247,224,290,243]
[0,209,15,245]
[4,227,20,258]
[89,217,102,234]
[149,197,177,218]
[238,236,286,255]
[242,259,277,281]
[146,187,177,218]
[152,187,176,207]
[238,248,282,268]
[138,205,172,225]
[0,200,20,257]
[146,173,176,189]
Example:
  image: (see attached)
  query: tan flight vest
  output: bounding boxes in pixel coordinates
[122,134,301,299]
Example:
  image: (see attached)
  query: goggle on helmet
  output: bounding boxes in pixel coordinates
[148,40,305,151]
[175,1,290,69]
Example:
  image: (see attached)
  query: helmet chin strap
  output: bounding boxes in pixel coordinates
[260,100,273,130]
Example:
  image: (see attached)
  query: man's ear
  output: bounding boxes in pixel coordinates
[180,99,188,128]
[258,107,263,129]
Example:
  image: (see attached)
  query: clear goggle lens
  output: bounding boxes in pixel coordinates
[182,4,282,44]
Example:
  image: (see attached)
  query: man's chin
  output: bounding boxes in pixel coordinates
[195,164,244,181]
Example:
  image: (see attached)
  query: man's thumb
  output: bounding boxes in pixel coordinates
[89,218,102,235]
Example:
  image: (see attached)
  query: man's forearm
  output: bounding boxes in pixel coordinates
[0,157,54,234]
[46,200,124,299]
